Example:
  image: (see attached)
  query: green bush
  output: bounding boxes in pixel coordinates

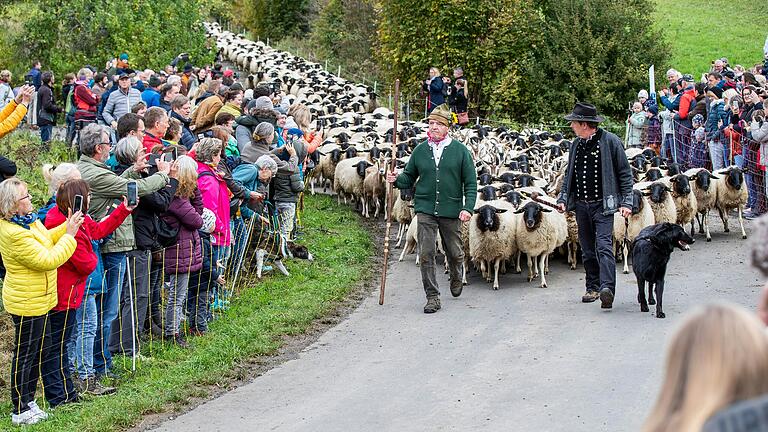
[235,0,311,43]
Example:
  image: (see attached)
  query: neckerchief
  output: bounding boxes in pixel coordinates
[10,212,38,230]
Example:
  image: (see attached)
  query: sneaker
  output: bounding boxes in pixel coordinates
[27,401,49,420]
[83,378,117,396]
[11,409,42,426]
[423,297,442,314]
[582,291,600,303]
[599,288,614,309]
[450,279,463,298]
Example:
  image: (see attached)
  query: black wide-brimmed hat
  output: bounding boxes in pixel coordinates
[563,102,605,123]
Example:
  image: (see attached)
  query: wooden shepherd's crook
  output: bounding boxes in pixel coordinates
[379,79,400,305]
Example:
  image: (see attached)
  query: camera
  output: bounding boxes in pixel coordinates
[269,81,281,95]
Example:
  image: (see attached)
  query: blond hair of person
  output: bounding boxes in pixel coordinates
[174,155,198,198]
[642,303,768,432]
[0,177,25,220]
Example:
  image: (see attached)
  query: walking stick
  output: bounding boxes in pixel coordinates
[379,79,400,306]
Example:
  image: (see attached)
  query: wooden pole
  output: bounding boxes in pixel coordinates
[380,79,400,305]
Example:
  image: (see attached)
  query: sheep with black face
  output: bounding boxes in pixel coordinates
[468,203,517,290]
[513,201,567,288]
[714,166,748,239]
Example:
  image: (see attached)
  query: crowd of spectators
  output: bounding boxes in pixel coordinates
[0,52,319,426]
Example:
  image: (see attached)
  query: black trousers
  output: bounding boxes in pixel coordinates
[574,201,616,294]
[9,313,49,414]
[41,309,78,407]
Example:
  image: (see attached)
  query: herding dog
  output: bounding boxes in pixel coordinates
[632,223,694,318]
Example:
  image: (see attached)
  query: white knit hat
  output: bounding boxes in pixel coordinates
[200,208,217,234]
[637,89,649,99]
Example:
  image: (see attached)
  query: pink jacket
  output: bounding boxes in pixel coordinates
[196,160,231,246]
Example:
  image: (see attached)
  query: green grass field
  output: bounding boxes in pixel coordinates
[0,133,375,431]
[654,0,766,76]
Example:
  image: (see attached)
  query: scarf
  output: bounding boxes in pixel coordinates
[10,212,38,230]
[427,132,448,146]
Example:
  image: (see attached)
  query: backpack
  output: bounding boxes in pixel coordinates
[65,87,76,116]
[156,217,179,248]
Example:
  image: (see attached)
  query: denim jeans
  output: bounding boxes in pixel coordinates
[94,252,126,374]
[41,310,77,407]
[229,217,248,273]
[709,140,726,171]
[661,134,674,162]
[72,295,98,379]
[164,272,191,336]
[39,124,53,144]
[276,202,296,240]
[109,249,150,356]
[575,201,616,294]
[189,240,221,329]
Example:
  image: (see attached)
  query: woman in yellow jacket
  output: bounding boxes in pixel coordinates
[0,177,82,426]
[0,84,34,139]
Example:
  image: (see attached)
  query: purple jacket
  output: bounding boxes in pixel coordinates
[161,190,204,273]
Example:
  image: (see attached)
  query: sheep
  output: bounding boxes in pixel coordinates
[668,174,698,235]
[685,168,720,242]
[638,180,677,224]
[398,217,420,264]
[468,203,517,290]
[392,187,415,248]
[333,156,371,208]
[613,189,654,274]
[362,162,386,218]
[714,166,749,239]
[565,211,579,270]
[513,201,567,288]
[312,143,343,193]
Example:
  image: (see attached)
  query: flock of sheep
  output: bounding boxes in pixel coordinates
[205,22,750,291]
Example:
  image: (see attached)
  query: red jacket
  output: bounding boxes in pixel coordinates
[676,87,697,120]
[44,203,132,311]
[143,132,163,153]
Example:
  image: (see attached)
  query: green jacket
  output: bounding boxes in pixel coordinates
[395,139,477,218]
[77,155,169,253]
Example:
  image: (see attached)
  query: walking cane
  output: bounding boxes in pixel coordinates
[379,79,400,306]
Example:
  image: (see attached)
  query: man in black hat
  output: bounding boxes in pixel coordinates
[556,102,633,309]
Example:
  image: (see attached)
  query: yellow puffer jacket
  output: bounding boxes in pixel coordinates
[0,219,76,316]
[0,100,28,139]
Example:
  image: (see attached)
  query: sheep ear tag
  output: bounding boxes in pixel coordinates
[495,208,508,213]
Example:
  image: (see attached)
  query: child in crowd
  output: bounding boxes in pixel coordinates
[689,114,709,168]
[627,101,647,148]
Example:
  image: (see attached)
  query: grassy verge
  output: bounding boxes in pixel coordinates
[653,0,766,75]
[0,132,375,431]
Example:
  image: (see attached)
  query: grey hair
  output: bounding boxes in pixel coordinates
[255,155,278,174]
[196,138,223,164]
[79,123,110,157]
[114,136,143,166]
[252,122,275,142]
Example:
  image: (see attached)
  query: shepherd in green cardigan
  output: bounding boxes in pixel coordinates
[387,104,477,314]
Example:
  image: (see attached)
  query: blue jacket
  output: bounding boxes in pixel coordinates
[142,88,161,108]
[427,78,445,110]
[26,68,41,90]
[660,92,680,111]
[705,100,728,141]
[232,163,263,219]
[170,110,197,150]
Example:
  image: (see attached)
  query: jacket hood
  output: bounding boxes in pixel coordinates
[236,114,260,127]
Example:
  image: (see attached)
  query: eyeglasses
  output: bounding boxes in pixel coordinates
[18,194,31,202]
